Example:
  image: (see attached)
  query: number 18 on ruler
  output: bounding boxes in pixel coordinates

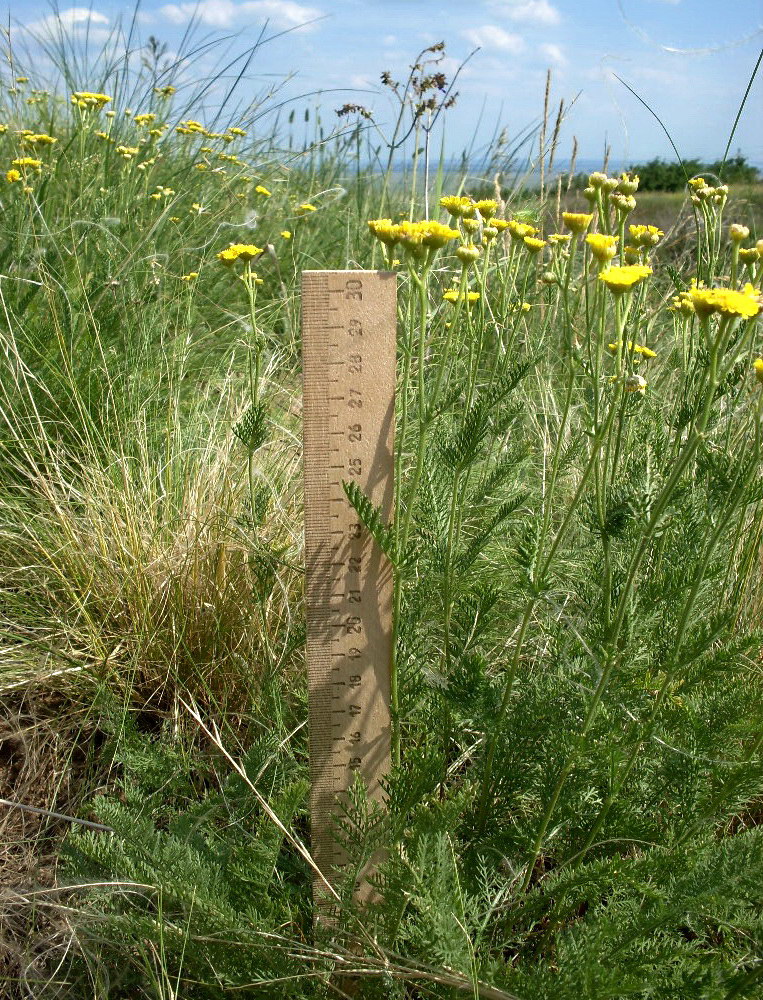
[301,270,396,921]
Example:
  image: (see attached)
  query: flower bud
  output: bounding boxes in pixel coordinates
[583,186,598,205]
[603,177,620,193]
[588,171,607,188]
[729,223,750,243]
[617,172,639,195]
[456,244,481,265]
[461,217,480,235]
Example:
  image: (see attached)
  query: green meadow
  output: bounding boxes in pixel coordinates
[1,29,763,1000]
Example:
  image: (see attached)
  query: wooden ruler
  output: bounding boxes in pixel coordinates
[301,270,396,924]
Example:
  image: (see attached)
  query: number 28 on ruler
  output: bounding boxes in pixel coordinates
[301,270,396,917]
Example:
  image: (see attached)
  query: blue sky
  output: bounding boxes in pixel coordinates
[9,0,763,166]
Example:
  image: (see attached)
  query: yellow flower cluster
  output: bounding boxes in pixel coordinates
[11,156,42,171]
[368,219,461,256]
[562,212,593,234]
[216,243,263,265]
[508,220,538,242]
[154,85,176,97]
[608,340,656,358]
[134,113,157,126]
[149,185,176,201]
[598,264,652,294]
[440,195,475,218]
[586,233,619,263]
[443,289,480,304]
[687,282,761,319]
[255,185,271,197]
[116,145,139,160]
[20,133,56,147]
[71,91,111,110]
[629,224,663,248]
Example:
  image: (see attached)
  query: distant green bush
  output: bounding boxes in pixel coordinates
[627,153,760,191]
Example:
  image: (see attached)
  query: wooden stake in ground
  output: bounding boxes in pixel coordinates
[301,270,396,926]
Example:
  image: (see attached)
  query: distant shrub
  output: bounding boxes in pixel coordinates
[628,152,760,191]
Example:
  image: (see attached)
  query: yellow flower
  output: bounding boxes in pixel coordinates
[11,157,42,171]
[687,177,706,191]
[229,127,247,136]
[474,199,497,220]
[115,145,139,159]
[71,91,111,109]
[623,245,641,264]
[255,185,271,196]
[297,203,317,213]
[440,195,474,218]
[598,264,652,294]
[753,360,763,385]
[15,77,28,84]
[562,211,593,234]
[487,217,510,232]
[443,289,480,304]
[523,236,546,254]
[608,340,656,358]
[280,230,292,239]
[5,168,21,183]
[95,131,113,141]
[216,243,263,265]
[134,113,157,126]
[507,220,538,242]
[688,282,761,320]
[586,233,619,263]
[461,217,481,235]
[628,224,663,248]
[154,85,177,97]
[180,272,199,281]
[617,172,639,195]
[178,119,206,133]
[739,248,759,264]
[419,220,461,248]
[0,125,7,133]
[21,133,56,146]
[548,233,572,245]
[368,219,399,246]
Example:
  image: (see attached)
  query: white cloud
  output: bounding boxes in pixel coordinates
[488,0,560,26]
[25,6,110,38]
[462,25,524,54]
[539,42,566,66]
[159,0,322,31]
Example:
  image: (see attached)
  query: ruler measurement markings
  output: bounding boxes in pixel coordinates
[302,270,395,922]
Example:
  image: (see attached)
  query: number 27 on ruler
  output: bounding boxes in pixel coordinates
[301,270,396,919]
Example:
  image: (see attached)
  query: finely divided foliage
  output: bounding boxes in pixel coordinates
[1,29,763,1000]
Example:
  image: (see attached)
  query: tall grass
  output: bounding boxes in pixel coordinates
[1,19,763,1000]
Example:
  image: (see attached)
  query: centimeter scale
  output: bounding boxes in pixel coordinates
[301,269,396,924]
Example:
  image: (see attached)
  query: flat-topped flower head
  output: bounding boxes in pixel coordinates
[562,211,593,234]
[753,360,763,385]
[21,133,56,147]
[487,217,510,232]
[688,281,761,319]
[688,177,706,191]
[71,91,111,109]
[628,224,664,248]
[297,203,317,214]
[608,340,656,358]
[523,236,546,254]
[368,219,398,246]
[548,232,572,246]
[440,195,474,218]
[443,289,480,305]
[5,168,21,183]
[508,220,538,242]
[586,233,619,263]
[229,127,247,136]
[11,157,42,171]
[217,243,263,265]
[598,264,652,294]
[255,184,271,196]
[280,230,292,240]
[474,199,497,220]
[418,220,461,249]
[739,248,759,265]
